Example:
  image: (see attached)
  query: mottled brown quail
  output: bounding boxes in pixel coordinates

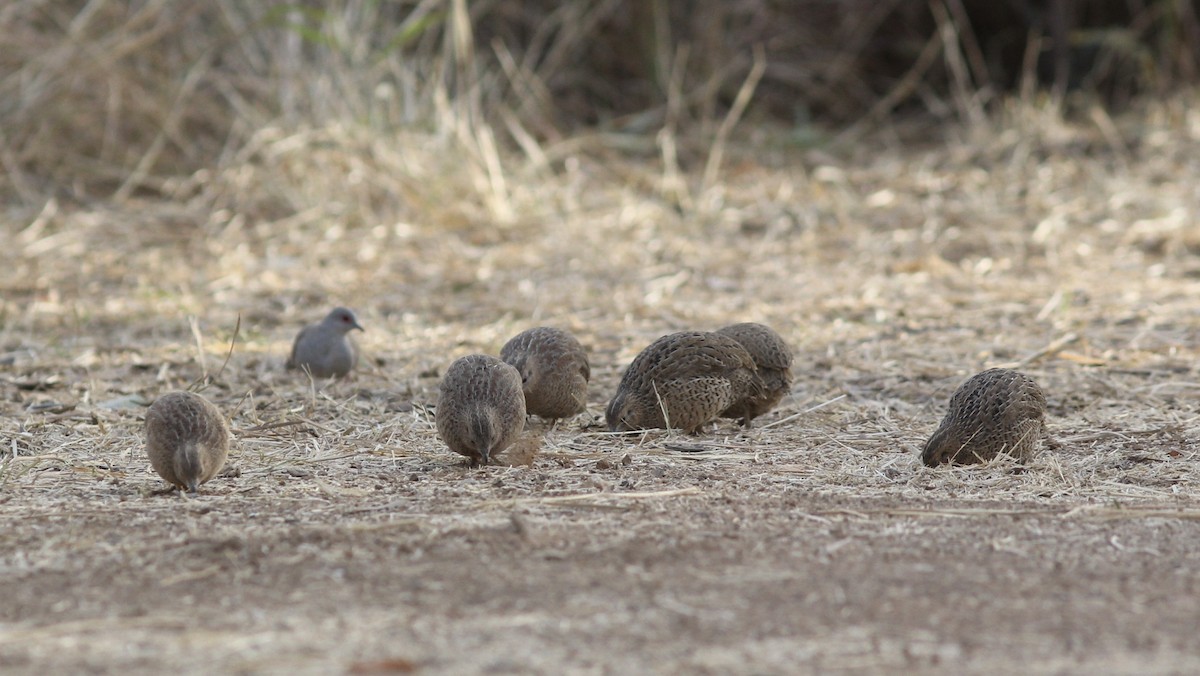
[144,391,231,493]
[436,354,527,467]
[500,327,590,423]
[922,368,1047,466]
[606,331,764,434]
[715,322,793,426]
[286,306,363,378]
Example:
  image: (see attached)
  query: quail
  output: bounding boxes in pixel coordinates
[436,354,527,467]
[715,322,793,426]
[922,368,1047,466]
[144,391,231,493]
[606,331,764,434]
[500,327,590,423]
[286,306,363,378]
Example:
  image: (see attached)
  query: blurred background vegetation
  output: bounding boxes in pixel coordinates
[1,0,1197,205]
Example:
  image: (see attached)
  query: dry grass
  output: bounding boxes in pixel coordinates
[3,87,1200,670]
[4,1,1200,670]
[5,0,1199,206]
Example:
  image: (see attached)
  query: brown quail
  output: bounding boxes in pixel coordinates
[922,368,1047,466]
[715,322,793,426]
[436,354,527,467]
[606,331,764,434]
[286,306,363,378]
[144,391,231,493]
[500,327,590,423]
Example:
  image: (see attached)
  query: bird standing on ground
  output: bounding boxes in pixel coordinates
[500,327,590,425]
[436,354,527,467]
[715,322,793,426]
[606,331,764,434]
[144,390,231,494]
[922,368,1047,466]
[286,306,363,378]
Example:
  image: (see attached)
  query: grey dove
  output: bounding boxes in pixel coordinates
[436,354,526,467]
[606,331,764,434]
[715,322,793,426]
[922,368,1047,466]
[286,306,363,378]
[500,327,590,423]
[144,391,230,493]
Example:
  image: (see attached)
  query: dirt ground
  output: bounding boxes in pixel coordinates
[4,100,1200,674]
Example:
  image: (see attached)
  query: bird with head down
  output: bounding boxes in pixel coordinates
[922,368,1047,466]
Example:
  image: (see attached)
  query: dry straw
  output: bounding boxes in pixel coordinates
[1,2,1200,669]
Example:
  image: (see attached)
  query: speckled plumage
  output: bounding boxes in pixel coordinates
[606,331,764,434]
[436,354,527,467]
[500,327,590,422]
[286,307,363,378]
[715,322,793,426]
[922,368,1047,466]
[144,391,230,493]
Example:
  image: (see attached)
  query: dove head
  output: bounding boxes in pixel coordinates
[324,307,364,334]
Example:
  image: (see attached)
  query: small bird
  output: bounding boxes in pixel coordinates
[144,391,231,493]
[922,368,1047,466]
[286,306,364,378]
[606,331,764,434]
[436,354,527,467]
[500,327,590,424]
[715,322,793,426]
